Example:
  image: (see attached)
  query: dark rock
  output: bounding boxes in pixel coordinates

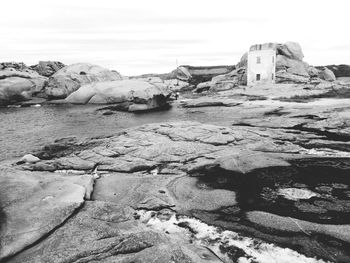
[30,61,65,77]
[102,110,114,115]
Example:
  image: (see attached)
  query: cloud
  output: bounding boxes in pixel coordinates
[0,0,349,75]
[327,45,350,51]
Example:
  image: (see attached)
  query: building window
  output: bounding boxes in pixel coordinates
[272,73,274,80]
[256,56,261,64]
[256,74,261,81]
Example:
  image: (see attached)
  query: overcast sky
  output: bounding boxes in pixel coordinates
[1,0,349,75]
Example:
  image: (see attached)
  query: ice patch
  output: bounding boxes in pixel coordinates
[278,188,318,201]
[137,210,329,263]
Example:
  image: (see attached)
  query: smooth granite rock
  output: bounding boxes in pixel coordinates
[0,167,94,260]
[65,79,171,111]
[45,63,122,99]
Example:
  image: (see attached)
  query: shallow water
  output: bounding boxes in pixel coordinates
[0,103,240,161]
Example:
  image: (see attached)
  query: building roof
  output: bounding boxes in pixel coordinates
[249,43,277,52]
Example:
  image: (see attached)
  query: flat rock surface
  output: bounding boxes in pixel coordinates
[2,84,350,262]
[0,166,94,260]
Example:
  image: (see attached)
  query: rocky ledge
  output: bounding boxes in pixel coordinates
[1,111,350,262]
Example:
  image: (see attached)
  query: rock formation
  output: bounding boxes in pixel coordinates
[194,42,328,91]
[30,61,65,77]
[317,64,350,78]
[318,67,337,81]
[193,67,247,93]
[176,65,235,85]
[45,63,122,99]
[276,54,309,77]
[3,107,350,262]
[65,79,171,112]
[0,63,47,106]
[277,41,304,61]
[0,167,93,260]
[134,76,190,92]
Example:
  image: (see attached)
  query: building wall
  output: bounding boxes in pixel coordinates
[247,49,276,85]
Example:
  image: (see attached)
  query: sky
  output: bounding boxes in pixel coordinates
[0,0,349,75]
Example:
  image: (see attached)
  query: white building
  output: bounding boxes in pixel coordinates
[247,43,276,85]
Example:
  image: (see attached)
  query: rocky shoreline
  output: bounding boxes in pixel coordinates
[1,42,350,262]
[1,42,350,112]
[1,103,350,262]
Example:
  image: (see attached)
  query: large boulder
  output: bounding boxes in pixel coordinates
[30,61,65,77]
[45,63,122,99]
[276,55,310,77]
[0,167,93,260]
[277,42,304,61]
[0,64,47,106]
[318,67,336,81]
[275,71,309,84]
[65,79,171,112]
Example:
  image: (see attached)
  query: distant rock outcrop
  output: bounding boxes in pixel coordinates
[133,65,235,92]
[65,79,171,112]
[277,42,304,61]
[30,61,65,77]
[318,67,336,81]
[193,67,247,93]
[0,62,47,106]
[133,76,190,92]
[194,41,332,90]
[274,42,322,83]
[276,55,309,77]
[317,64,350,78]
[45,63,122,99]
[176,65,235,85]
